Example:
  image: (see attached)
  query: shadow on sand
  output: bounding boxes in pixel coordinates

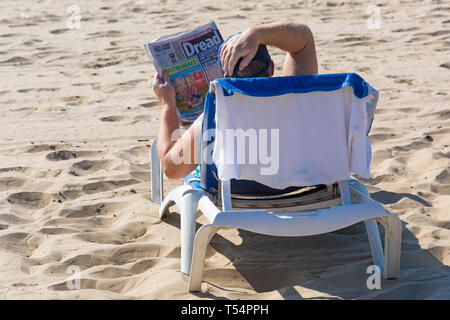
[162,189,449,300]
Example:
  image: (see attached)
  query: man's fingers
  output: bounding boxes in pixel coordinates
[227,50,240,77]
[221,46,231,76]
[220,42,228,68]
[162,70,170,83]
[223,42,238,76]
[239,53,253,71]
[152,73,160,87]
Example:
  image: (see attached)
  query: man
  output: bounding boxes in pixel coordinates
[152,22,318,179]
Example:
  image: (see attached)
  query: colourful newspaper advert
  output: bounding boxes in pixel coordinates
[144,21,224,124]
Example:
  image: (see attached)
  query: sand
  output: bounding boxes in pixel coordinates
[0,0,449,299]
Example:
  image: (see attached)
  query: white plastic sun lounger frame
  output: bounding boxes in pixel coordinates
[150,138,402,292]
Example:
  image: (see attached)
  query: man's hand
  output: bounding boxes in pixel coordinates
[219,28,261,77]
[152,71,176,107]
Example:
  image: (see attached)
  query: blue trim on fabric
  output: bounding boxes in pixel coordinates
[216,73,372,99]
[200,91,219,192]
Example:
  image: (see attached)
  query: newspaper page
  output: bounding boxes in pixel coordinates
[144,21,224,124]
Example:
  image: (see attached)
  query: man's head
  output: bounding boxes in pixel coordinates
[218,34,274,78]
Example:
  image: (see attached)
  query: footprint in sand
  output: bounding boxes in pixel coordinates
[99,115,125,122]
[59,203,109,219]
[59,201,127,219]
[0,232,35,256]
[422,110,450,120]
[391,139,432,152]
[46,150,105,161]
[22,39,43,46]
[362,173,396,185]
[0,166,30,174]
[132,114,152,122]
[7,192,52,209]
[46,150,78,161]
[62,95,85,106]
[116,146,150,162]
[203,5,220,11]
[26,144,59,153]
[0,177,28,191]
[140,101,159,108]
[434,168,449,184]
[130,170,150,182]
[53,244,159,277]
[87,30,122,38]
[369,133,397,143]
[430,184,450,195]
[74,222,147,245]
[38,227,80,235]
[17,87,61,94]
[49,29,69,35]
[392,27,419,33]
[53,254,112,274]
[82,179,140,195]
[98,243,166,264]
[70,159,117,176]
[0,33,20,38]
[131,6,145,13]
[88,259,156,279]
[47,244,165,292]
[0,213,30,225]
[334,36,371,43]
[0,56,31,66]
[83,60,120,69]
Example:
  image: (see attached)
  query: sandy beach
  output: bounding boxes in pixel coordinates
[0,0,449,299]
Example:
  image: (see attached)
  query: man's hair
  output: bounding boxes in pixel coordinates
[235,60,271,78]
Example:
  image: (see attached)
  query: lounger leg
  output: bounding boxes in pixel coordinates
[150,138,163,204]
[365,220,384,272]
[188,225,218,292]
[179,190,202,275]
[379,215,402,279]
[350,178,392,275]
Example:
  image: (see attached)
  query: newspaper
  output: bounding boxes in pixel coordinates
[144,21,224,124]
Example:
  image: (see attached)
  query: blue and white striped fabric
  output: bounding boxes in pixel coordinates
[200,73,379,192]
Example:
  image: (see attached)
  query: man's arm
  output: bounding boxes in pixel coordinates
[220,22,318,76]
[153,72,200,179]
